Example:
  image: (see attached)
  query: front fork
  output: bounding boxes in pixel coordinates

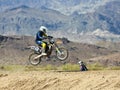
[54,43,62,55]
[56,47,61,54]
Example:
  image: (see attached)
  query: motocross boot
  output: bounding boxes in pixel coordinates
[41,48,47,56]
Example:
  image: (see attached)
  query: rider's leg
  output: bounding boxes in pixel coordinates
[36,40,42,47]
[36,40,42,51]
[34,41,47,59]
[41,42,47,55]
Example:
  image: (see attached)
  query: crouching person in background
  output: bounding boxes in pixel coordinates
[78,61,88,71]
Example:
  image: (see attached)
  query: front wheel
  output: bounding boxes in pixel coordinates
[56,48,68,61]
[29,53,41,65]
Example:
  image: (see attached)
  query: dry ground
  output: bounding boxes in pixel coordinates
[0,70,120,90]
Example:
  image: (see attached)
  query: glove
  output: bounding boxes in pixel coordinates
[42,37,47,40]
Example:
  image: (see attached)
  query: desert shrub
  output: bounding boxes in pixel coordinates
[107,66,120,70]
[24,65,42,71]
[0,65,25,71]
[87,63,106,70]
[88,63,120,70]
[0,64,120,72]
[0,66,4,70]
[61,63,80,71]
[43,65,57,70]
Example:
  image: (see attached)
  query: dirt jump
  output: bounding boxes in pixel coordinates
[0,70,120,90]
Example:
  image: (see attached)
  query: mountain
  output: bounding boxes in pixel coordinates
[0,5,70,35]
[0,0,112,15]
[0,0,120,44]
[65,0,120,43]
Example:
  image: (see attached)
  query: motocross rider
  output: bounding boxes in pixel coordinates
[35,26,48,56]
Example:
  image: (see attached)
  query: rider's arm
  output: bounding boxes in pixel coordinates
[44,33,48,37]
[37,32,43,40]
[43,33,48,40]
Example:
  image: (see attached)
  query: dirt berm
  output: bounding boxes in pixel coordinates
[0,70,120,90]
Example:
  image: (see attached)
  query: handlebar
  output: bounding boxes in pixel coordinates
[47,36,53,39]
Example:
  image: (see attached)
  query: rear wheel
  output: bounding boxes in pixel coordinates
[29,53,41,65]
[56,48,68,61]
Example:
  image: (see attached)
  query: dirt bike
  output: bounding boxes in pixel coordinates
[28,36,68,65]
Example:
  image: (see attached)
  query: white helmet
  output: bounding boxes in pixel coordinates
[78,61,83,64]
[39,26,48,33]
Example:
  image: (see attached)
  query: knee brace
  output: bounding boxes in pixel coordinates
[42,42,46,49]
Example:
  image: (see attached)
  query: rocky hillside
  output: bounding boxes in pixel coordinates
[88,53,120,66]
[0,35,119,66]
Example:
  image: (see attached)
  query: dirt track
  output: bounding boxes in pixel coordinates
[0,70,120,90]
